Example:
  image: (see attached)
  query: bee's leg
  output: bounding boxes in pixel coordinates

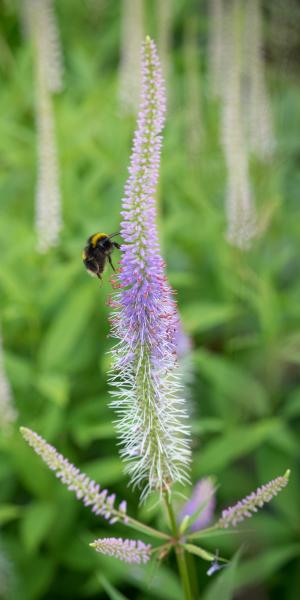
[96,272,103,287]
[113,242,121,249]
[108,255,116,272]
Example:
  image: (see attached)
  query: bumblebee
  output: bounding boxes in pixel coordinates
[82,232,120,280]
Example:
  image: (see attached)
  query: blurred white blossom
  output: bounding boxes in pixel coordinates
[244,0,275,158]
[119,0,144,114]
[156,0,173,82]
[24,0,63,252]
[184,17,203,160]
[209,0,275,248]
[221,0,257,249]
[0,327,17,432]
[0,540,13,599]
[24,0,63,92]
[35,74,62,253]
[208,0,226,98]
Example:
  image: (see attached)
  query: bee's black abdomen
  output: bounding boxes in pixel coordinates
[83,256,100,278]
[82,232,120,280]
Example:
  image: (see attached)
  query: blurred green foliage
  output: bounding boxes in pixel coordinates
[0,1,300,598]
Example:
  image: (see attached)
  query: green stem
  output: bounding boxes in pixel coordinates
[163,492,195,600]
[187,523,219,542]
[122,514,170,540]
[186,553,200,599]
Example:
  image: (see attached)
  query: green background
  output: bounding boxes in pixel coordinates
[0,1,300,598]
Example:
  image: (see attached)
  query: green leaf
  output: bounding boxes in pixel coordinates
[97,575,130,600]
[126,562,182,600]
[279,332,300,365]
[83,457,124,486]
[179,515,191,535]
[235,544,300,588]
[184,543,215,561]
[0,503,22,525]
[72,421,115,446]
[69,398,115,445]
[168,272,195,289]
[283,389,300,418]
[203,550,241,600]
[34,372,70,406]
[194,349,269,416]
[191,418,223,436]
[34,403,65,440]
[20,555,55,600]
[20,501,57,553]
[182,302,238,333]
[5,352,33,389]
[269,423,299,456]
[39,283,96,370]
[41,261,82,312]
[193,419,280,476]
[91,552,182,600]
[58,531,102,572]
[187,528,242,542]
[10,434,54,499]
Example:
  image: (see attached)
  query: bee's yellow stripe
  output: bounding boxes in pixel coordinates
[91,232,107,247]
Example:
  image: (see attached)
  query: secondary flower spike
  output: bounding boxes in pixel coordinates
[178,478,216,532]
[0,325,17,431]
[20,427,127,524]
[90,537,152,564]
[218,470,290,528]
[109,37,191,498]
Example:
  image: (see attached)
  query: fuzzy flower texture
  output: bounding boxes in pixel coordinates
[91,538,151,565]
[20,427,127,524]
[110,37,191,498]
[219,470,290,528]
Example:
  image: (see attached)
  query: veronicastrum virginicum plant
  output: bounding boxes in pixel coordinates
[21,37,290,599]
[109,36,191,499]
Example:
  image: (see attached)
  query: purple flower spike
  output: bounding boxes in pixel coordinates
[109,37,191,499]
[219,470,290,528]
[90,537,152,564]
[178,478,216,532]
[20,427,127,524]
